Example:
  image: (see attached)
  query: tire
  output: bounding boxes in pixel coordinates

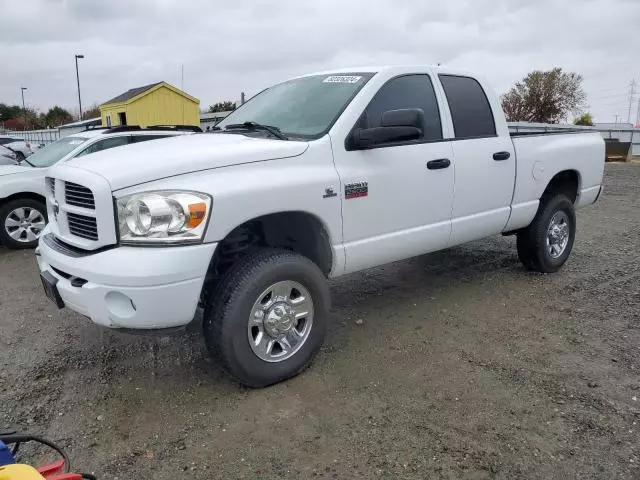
[203,248,331,388]
[516,194,576,273]
[0,198,47,249]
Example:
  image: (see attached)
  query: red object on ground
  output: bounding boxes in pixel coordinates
[37,459,65,476]
[37,460,83,479]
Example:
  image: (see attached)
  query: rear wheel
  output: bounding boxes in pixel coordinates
[0,198,47,249]
[517,195,575,273]
[203,248,330,387]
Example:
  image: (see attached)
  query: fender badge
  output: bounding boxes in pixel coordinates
[345,181,368,199]
[323,187,337,198]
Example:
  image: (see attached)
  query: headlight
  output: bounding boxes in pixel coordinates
[117,191,211,245]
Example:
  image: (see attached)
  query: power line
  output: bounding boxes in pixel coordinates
[589,92,628,101]
[589,100,631,108]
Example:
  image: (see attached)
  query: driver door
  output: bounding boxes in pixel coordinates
[331,74,455,274]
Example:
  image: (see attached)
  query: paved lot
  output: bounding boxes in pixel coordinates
[1,164,639,479]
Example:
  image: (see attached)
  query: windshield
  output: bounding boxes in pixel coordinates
[217,73,374,139]
[27,136,88,168]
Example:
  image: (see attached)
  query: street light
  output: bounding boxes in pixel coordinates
[75,54,84,120]
[20,87,27,130]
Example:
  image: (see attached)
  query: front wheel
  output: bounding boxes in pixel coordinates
[203,249,330,388]
[517,194,576,273]
[0,198,47,249]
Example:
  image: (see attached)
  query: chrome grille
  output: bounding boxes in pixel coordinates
[65,181,95,209]
[67,212,98,240]
[46,177,55,196]
[45,172,116,249]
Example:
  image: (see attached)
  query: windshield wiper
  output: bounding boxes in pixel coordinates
[224,121,288,140]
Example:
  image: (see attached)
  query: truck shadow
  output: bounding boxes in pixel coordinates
[54,237,522,387]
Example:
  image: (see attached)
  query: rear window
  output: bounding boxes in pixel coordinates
[439,75,496,139]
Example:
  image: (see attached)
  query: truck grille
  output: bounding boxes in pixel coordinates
[67,212,99,241]
[45,170,117,250]
[65,181,95,209]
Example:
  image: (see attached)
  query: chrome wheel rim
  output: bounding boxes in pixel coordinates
[4,207,46,243]
[546,211,570,259]
[248,280,314,363]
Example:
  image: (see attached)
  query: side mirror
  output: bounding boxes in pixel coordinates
[349,108,424,149]
[381,108,424,129]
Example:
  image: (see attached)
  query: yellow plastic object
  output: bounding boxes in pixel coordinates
[0,464,46,480]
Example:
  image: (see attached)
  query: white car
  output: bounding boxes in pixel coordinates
[0,136,33,161]
[0,145,18,165]
[0,126,196,249]
[37,66,605,387]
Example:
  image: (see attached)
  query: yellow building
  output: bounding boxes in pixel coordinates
[99,81,200,128]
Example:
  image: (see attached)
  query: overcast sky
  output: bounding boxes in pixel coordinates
[2,0,639,124]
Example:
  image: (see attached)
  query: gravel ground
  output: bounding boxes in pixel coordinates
[1,164,639,479]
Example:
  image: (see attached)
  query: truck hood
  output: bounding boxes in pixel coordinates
[0,165,31,176]
[63,133,309,190]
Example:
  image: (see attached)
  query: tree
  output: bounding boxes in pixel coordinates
[43,106,73,127]
[208,101,236,113]
[0,104,46,130]
[82,104,101,120]
[573,112,593,126]
[0,103,23,122]
[3,118,25,130]
[501,68,587,123]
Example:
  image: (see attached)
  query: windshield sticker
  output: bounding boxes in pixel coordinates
[323,75,363,84]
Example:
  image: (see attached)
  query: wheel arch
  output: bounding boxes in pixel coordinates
[0,191,47,207]
[542,169,580,203]
[209,210,335,278]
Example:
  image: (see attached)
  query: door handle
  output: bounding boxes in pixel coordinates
[493,151,511,161]
[426,158,451,170]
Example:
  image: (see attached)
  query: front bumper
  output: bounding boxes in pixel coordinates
[36,227,217,329]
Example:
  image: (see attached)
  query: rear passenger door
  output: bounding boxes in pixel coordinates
[438,75,516,245]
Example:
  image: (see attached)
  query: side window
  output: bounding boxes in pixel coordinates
[131,134,171,143]
[0,138,13,145]
[75,136,131,157]
[439,75,496,139]
[359,74,442,142]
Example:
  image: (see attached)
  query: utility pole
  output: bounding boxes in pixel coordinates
[75,54,84,120]
[614,113,620,124]
[636,97,640,127]
[627,78,637,124]
[20,87,27,130]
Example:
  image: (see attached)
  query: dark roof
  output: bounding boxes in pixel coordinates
[102,82,163,105]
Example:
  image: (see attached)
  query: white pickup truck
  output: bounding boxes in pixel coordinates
[36,66,605,387]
